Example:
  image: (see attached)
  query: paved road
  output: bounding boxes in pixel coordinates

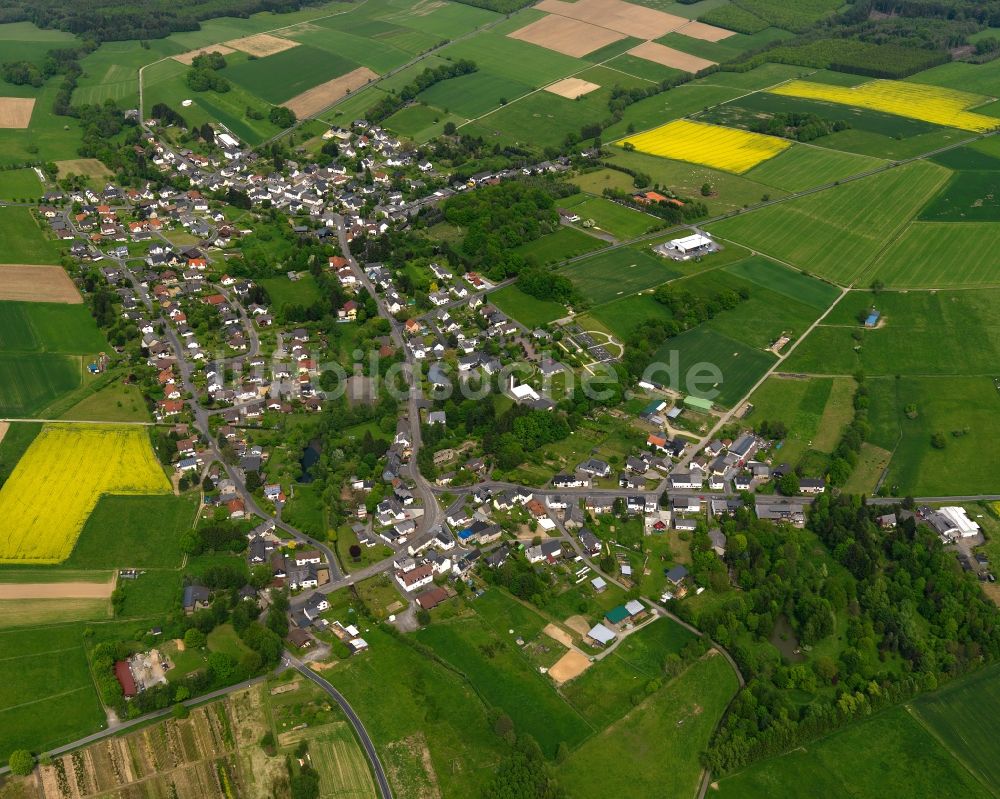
[0,676,266,777]
[286,654,393,799]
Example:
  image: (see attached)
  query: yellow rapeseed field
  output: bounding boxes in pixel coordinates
[0,425,170,563]
[618,119,791,174]
[770,79,999,133]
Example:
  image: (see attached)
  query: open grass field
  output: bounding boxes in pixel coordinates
[871,376,1000,497]
[715,704,992,799]
[260,273,323,309]
[769,79,998,133]
[516,225,606,265]
[743,144,886,192]
[561,194,663,239]
[438,31,584,88]
[724,255,841,310]
[560,618,697,728]
[911,663,1000,790]
[419,70,533,118]
[142,58,280,146]
[490,285,566,328]
[784,287,1000,377]
[909,55,1000,98]
[652,325,775,407]
[0,167,42,201]
[620,118,790,174]
[59,379,150,422]
[0,206,60,264]
[0,623,105,757]
[286,66,380,119]
[319,625,506,798]
[0,353,81,417]
[0,302,108,354]
[708,161,950,284]
[559,654,738,799]
[415,592,592,756]
[919,169,1000,222]
[863,222,1000,288]
[224,45,359,105]
[748,376,855,465]
[0,425,171,563]
[559,245,682,305]
[63,494,196,569]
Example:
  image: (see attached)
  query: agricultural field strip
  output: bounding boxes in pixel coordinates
[903,705,995,792]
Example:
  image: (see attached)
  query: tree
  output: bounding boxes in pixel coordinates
[349,544,362,561]
[443,121,457,135]
[931,432,947,449]
[778,471,800,496]
[416,608,431,626]
[701,182,712,196]
[8,750,34,776]
[172,703,190,719]
[184,627,206,649]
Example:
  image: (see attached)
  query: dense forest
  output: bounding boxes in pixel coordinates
[0,0,323,41]
[687,495,1000,774]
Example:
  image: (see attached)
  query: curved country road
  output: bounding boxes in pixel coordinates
[286,654,393,799]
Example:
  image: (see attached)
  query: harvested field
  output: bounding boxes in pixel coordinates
[508,14,625,58]
[628,41,715,72]
[0,421,7,446]
[536,0,686,39]
[543,623,575,647]
[0,264,82,303]
[54,158,113,182]
[549,650,592,684]
[173,44,236,65]
[224,33,298,57]
[0,97,34,128]
[546,77,600,99]
[285,66,379,118]
[0,579,113,599]
[676,20,736,42]
[565,615,591,636]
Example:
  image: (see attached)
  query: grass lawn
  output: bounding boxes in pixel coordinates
[715,704,992,799]
[63,494,196,569]
[282,482,327,538]
[572,168,639,196]
[490,284,565,328]
[561,195,665,240]
[0,207,61,264]
[0,167,43,201]
[559,654,738,799]
[0,623,105,756]
[652,325,775,408]
[260,273,323,309]
[515,226,606,265]
[708,161,951,284]
[559,245,682,306]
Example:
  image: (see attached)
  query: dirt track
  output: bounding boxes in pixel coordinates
[0,264,82,303]
[0,580,113,599]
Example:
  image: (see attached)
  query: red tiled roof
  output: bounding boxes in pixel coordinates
[115,660,137,697]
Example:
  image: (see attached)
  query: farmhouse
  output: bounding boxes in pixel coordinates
[586,623,617,647]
